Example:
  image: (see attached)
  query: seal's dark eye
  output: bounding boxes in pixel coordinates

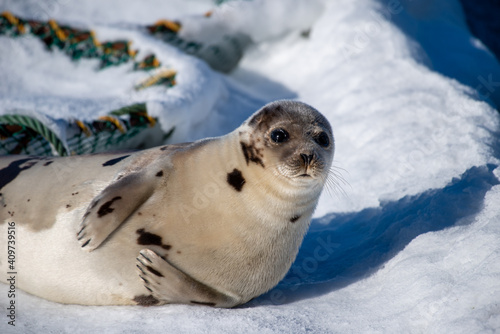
[315,132,330,147]
[270,128,289,143]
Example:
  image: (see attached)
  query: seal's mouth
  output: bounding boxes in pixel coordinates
[298,173,311,178]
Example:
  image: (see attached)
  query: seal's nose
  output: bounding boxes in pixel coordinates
[300,153,314,166]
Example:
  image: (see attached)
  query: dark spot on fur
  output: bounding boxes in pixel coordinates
[97,196,122,217]
[133,294,160,306]
[160,146,168,151]
[290,215,301,223]
[72,192,79,196]
[156,170,163,177]
[137,229,163,246]
[81,239,91,247]
[249,104,282,129]
[43,161,54,166]
[240,142,264,167]
[27,199,30,202]
[0,158,38,191]
[102,155,130,167]
[177,251,181,254]
[190,301,216,307]
[138,212,142,216]
[66,204,71,208]
[136,229,172,251]
[146,265,164,277]
[227,169,246,192]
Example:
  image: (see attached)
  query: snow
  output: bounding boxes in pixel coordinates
[1,0,500,333]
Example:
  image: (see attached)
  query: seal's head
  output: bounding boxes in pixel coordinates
[239,100,334,188]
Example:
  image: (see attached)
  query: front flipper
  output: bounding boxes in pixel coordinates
[136,249,242,308]
[77,172,154,252]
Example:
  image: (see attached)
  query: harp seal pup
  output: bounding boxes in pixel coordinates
[0,100,334,307]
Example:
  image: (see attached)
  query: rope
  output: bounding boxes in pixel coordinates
[0,114,68,156]
[0,11,176,79]
[0,103,169,156]
[0,13,179,156]
[109,103,147,116]
[135,69,177,90]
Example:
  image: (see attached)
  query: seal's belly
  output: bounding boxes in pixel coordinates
[0,210,145,305]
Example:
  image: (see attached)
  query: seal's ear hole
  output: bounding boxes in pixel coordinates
[270,128,289,143]
[314,132,330,148]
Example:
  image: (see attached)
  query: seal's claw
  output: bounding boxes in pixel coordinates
[135,249,241,308]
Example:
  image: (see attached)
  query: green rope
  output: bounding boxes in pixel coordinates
[0,103,174,156]
[0,12,183,156]
[0,12,175,79]
[0,114,68,156]
[109,103,147,116]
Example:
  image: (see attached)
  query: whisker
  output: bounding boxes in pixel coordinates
[329,165,350,187]
[323,161,350,199]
